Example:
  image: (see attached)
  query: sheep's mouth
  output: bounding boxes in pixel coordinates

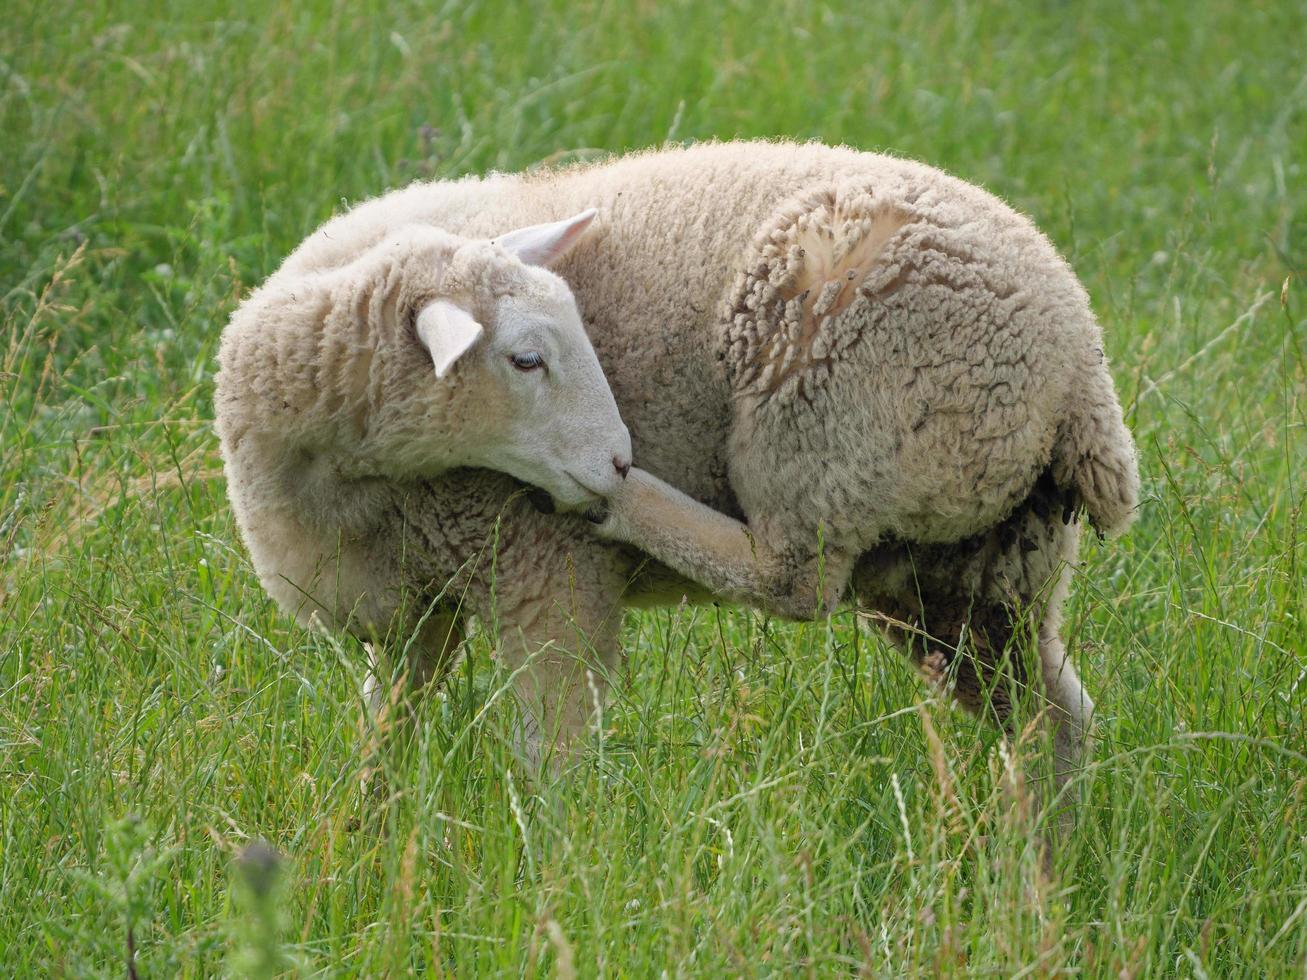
[527,473,603,515]
[563,471,606,501]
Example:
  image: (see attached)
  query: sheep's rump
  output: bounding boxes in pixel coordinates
[717,167,1136,552]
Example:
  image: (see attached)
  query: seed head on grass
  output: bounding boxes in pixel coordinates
[229,838,295,979]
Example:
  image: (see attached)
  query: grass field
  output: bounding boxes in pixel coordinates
[2,0,1305,975]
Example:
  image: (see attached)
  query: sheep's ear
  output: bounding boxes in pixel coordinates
[494,208,598,267]
[415,300,484,379]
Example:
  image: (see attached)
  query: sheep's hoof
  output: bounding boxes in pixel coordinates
[527,488,556,514]
[583,502,610,525]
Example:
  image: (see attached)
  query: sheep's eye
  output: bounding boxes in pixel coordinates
[510,352,545,372]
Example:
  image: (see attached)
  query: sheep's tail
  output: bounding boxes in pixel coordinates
[1051,360,1140,537]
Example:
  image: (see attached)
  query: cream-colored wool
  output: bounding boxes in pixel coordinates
[215,215,632,660]
[220,140,1138,794]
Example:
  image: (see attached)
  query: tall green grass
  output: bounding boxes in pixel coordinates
[2,0,1303,974]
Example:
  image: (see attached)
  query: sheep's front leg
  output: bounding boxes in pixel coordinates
[491,552,628,772]
[594,467,852,620]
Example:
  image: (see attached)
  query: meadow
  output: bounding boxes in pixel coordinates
[1,0,1304,974]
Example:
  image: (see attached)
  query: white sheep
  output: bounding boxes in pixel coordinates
[215,211,633,703]
[222,141,1139,806]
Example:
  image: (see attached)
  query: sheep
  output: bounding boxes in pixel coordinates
[214,210,634,690]
[224,140,1139,810]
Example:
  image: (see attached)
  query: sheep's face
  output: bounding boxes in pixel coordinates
[415,210,632,511]
[476,279,632,510]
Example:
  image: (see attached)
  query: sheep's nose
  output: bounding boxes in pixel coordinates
[613,455,631,479]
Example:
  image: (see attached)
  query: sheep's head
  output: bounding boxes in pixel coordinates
[411,209,632,511]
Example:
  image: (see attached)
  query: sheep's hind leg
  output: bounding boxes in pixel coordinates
[864,584,1076,846]
[594,466,854,620]
[1035,628,1095,827]
[852,515,1093,845]
[984,510,1096,835]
